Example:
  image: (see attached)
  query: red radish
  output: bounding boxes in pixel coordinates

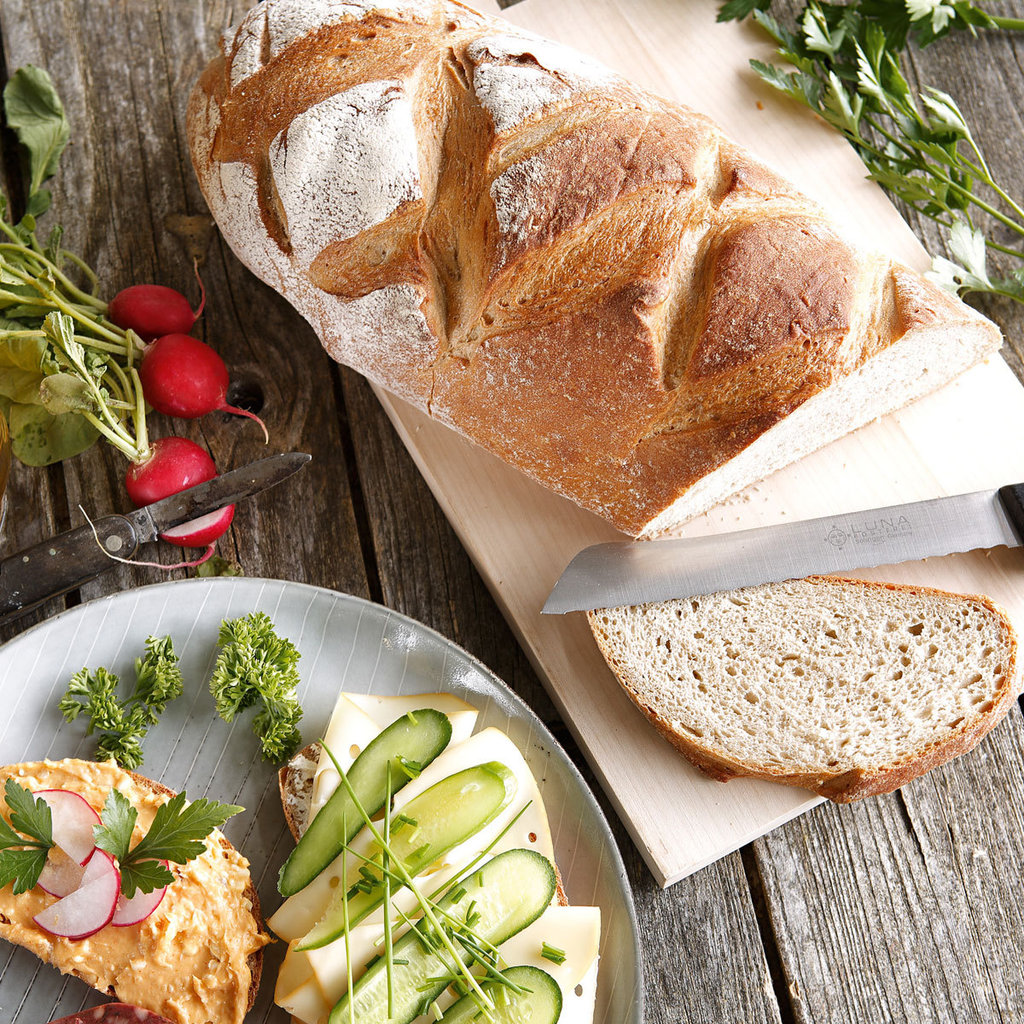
[139,334,268,442]
[34,850,120,940]
[37,789,101,865]
[108,285,198,342]
[124,436,234,549]
[38,848,89,898]
[110,863,168,926]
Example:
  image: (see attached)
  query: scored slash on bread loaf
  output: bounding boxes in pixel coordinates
[188,0,1001,537]
[588,576,1020,801]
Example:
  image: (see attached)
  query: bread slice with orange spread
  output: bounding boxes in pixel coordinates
[0,759,270,1024]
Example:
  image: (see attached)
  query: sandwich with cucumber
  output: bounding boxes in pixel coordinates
[269,692,601,1024]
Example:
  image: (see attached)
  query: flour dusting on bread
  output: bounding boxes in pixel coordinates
[270,82,423,260]
[189,0,1002,537]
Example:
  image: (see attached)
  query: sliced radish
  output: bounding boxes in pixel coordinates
[34,850,120,940]
[159,504,235,547]
[110,863,168,926]
[38,847,89,898]
[37,789,101,864]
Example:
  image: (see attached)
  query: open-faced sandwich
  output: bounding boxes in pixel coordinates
[0,758,270,1024]
[269,691,601,1024]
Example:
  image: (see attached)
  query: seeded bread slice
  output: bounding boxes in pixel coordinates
[588,576,1020,802]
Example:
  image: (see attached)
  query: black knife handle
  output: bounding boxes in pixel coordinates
[0,516,140,618]
[998,484,1024,544]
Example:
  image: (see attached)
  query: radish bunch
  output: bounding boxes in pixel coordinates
[102,281,269,557]
[32,790,167,939]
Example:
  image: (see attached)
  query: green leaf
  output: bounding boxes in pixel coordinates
[2,66,70,198]
[717,0,770,22]
[0,368,45,405]
[128,792,243,866]
[0,332,47,372]
[210,612,303,761]
[39,372,96,415]
[132,635,184,721]
[119,857,175,900]
[93,787,137,865]
[8,401,99,465]
[24,189,52,220]
[5,779,53,846]
[195,555,243,578]
[0,847,50,895]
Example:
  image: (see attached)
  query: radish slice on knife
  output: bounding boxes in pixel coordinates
[37,789,100,864]
[34,850,120,940]
[37,848,89,898]
[111,862,168,926]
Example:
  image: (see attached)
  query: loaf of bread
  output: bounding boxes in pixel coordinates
[187,0,1001,537]
[588,577,1019,801]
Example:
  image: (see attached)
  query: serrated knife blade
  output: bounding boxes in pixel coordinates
[542,484,1024,614]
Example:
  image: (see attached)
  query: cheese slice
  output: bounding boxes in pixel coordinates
[310,695,380,818]
[312,692,479,816]
[346,692,479,739]
[271,726,554,942]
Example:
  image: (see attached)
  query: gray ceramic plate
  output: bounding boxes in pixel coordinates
[0,577,642,1024]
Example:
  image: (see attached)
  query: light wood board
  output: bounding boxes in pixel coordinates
[369,0,1024,887]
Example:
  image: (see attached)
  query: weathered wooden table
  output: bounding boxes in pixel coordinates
[3,2,1024,1022]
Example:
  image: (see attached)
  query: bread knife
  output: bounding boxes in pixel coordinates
[542,484,1024,613]
[0,451,310,619]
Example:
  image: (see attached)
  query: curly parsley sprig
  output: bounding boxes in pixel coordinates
[59,635,184,770]
[718,1,1024,302]
[209,612,303,762]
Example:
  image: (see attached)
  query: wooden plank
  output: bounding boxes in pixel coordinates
[0,0,370,600]
[360,0,1024,885]
[755,714,1024,1023]
[745,7,1024,1022]
[342,367,784,1024]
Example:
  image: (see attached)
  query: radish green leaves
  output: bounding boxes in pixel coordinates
[2,65,70,206]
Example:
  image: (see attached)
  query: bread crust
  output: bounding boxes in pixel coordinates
[186,0,1001,537]
[589,576,1020,802]
[127,770,266,1010]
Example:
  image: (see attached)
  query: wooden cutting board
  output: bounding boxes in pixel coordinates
[370,0,1024,887]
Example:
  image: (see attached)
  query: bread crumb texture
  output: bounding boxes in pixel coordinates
[588,577,1019,799]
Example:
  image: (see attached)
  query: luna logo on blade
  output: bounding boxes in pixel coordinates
[825,515,913,550]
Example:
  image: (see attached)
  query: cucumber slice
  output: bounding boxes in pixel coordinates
[328,848,556,1024]
[297,761,517,950]
[278,708,452,897]
[439,965,562,1024]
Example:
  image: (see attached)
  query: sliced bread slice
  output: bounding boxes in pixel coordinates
[587,576,1019,801]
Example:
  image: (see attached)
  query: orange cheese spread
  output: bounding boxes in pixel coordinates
[0,759,271,1024]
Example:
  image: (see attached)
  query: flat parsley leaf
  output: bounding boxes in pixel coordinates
[95,788,242,899]
[5,778,53,845]
[0,781,55,894]
[210,613,303,762]
[0,847,50,895]
[93,787,137,863]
